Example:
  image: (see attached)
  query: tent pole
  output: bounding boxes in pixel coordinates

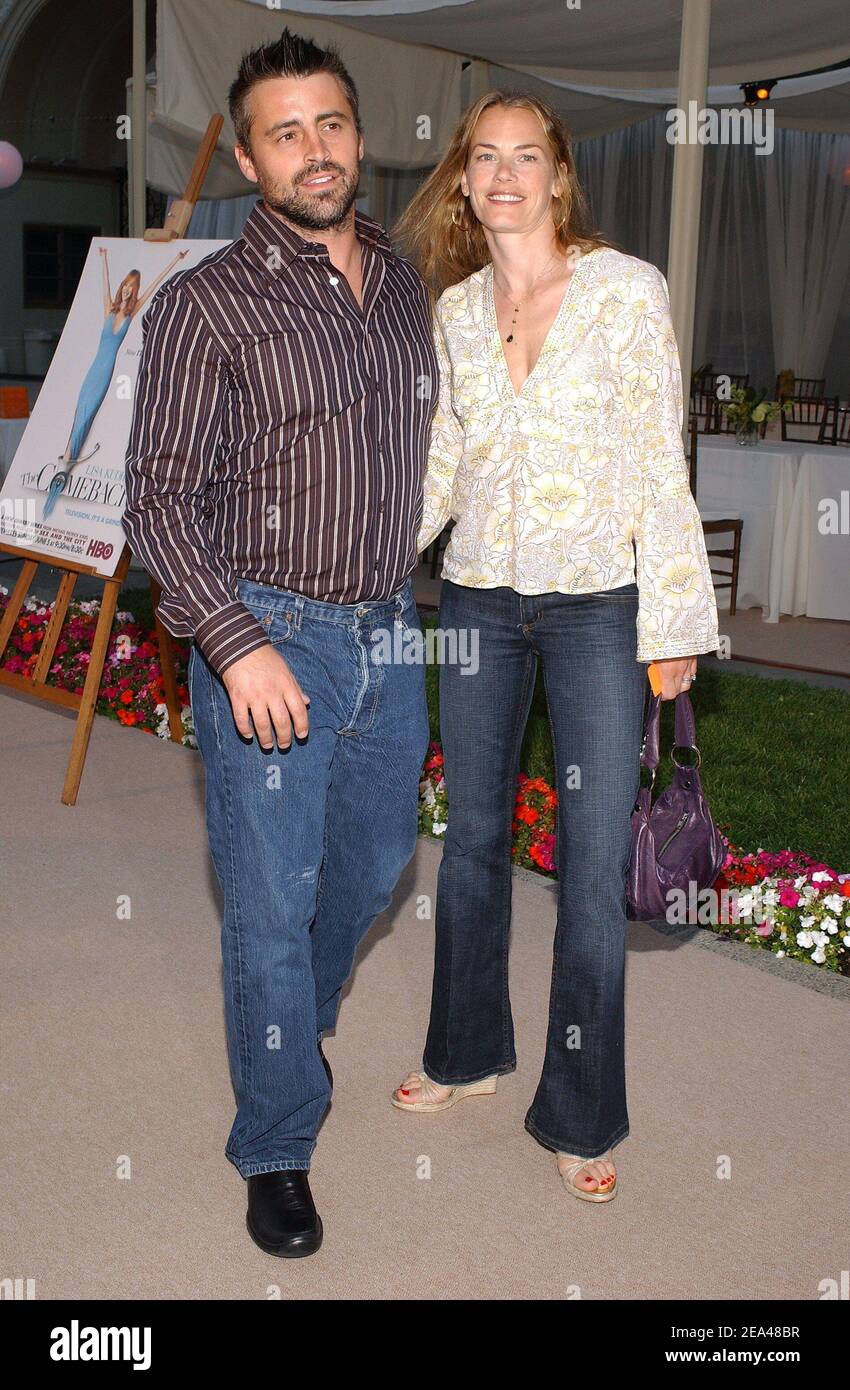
[130,0,146,239]
[667,0,711,425]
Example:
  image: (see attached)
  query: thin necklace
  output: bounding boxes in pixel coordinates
[493,247,576,343]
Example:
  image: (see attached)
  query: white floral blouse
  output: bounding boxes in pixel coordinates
[417,247,720,662]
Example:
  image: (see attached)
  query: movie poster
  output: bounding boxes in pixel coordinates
[0,236,229,576]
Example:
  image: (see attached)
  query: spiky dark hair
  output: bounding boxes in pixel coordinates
[228,26,362,154]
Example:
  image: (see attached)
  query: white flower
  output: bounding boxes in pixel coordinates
[843,934,850,948]
[811,946,827,964]
[762,888,778,907]
[822,894,843,913]
[798,916,816,929]
[823,917,838,935]
[431,820,447,837]
[776,950,785,959]
[419,781,436,807]
[796,931,813,948]
[811,871,832,883]
[793,876,807,890]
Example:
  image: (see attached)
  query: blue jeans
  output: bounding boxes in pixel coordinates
[422,579,646,1158]
[189,575,430,1177]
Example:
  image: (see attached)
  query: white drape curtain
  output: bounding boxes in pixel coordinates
[574,115,850,395]
[177,120,850,398]
[371,166,433,234]
[574,113,671,267]
[760,129,850,386]
[184,193,257,239]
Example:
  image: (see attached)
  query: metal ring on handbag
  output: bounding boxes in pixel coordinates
[670,743,702,769]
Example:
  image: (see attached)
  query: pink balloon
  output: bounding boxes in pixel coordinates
[0,142,23,189]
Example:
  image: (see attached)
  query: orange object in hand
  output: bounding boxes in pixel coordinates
[647,661,663,696]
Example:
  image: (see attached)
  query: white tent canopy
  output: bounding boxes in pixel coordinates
[147,0,850,199]
[148,0,463,196]
[145,0,850,396]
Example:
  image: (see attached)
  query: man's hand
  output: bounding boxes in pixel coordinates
[654,655,697,700]
[221,644,310,750]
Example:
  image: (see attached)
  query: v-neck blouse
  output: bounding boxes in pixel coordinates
[417,247,719,662]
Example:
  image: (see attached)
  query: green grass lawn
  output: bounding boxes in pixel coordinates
[118,584,850,870]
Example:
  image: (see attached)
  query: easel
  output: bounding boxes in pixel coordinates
[0,115,224,805]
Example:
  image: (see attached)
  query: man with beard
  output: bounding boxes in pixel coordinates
[124,28,437,1257]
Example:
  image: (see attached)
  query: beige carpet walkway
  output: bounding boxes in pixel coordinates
[1,691,847,1300]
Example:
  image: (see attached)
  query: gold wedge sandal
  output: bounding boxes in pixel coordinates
[390,1070,499,1113]
[557,1151,618,1203]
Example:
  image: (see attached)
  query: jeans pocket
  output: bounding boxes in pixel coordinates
[239,595,295,644]
[267,608,295,646]
[396,592,422,638]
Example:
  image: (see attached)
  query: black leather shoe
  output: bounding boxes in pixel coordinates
[246,1171,323,1258]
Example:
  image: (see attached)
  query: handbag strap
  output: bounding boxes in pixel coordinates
[673,690,697,749]
[640,690,698,773]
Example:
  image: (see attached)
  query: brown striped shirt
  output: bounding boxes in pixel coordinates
[123,197,438,675]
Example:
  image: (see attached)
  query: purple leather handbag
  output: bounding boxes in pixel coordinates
[627,690,725,922]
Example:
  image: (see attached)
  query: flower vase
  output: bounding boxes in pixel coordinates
[735,422,758,446]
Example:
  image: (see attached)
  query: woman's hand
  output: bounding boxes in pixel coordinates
[654,656,697,700]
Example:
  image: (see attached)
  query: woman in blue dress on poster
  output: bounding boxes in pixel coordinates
[42,245,189,518]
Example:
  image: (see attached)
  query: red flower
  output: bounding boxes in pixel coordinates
[516,805,540,825]
[120,690,133,705]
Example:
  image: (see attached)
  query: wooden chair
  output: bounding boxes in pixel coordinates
[780,395,835,444]
[689,386,718,431]
[831,404,850,446]
[699,370,750,393]
[775,375,826,400]
[688,415,743,616]
[690,371,749,432]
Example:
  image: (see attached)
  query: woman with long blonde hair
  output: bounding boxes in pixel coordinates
[389,91,719,1202]
[43,246,188,518]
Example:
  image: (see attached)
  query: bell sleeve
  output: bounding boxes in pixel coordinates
[416,299,465,553]
[615,264,720,662]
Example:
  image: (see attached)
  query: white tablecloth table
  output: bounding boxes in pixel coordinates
[695,435,850,623]
[786,447,850,622]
